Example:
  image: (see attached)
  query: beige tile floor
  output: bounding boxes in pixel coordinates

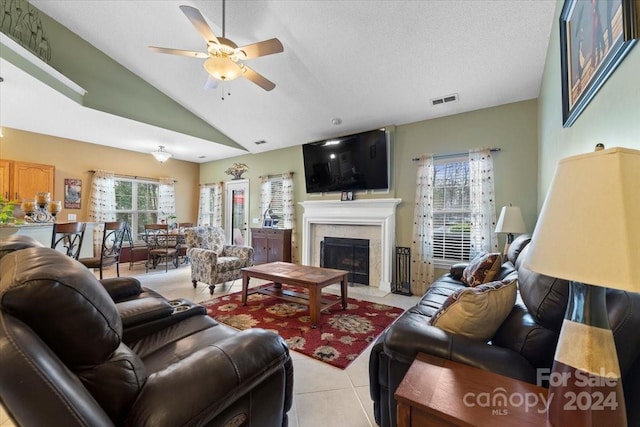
[1,262,419,427]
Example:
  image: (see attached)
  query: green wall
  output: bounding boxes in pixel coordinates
[538,1,640,208]
[201,99,539,264]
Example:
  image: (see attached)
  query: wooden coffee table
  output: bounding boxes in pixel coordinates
[241,262,349,328]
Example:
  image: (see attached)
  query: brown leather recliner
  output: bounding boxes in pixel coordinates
[0,246,294,426]
[369,235,640,427]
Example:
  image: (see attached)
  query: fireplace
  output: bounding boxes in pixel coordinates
[300,198,401,292]
[321,237,370,285]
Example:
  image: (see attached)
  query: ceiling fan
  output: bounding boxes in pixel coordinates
[149,2,283,91]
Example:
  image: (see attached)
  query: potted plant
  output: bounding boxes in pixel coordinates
[0,195,17,224]
[225,163,249,180]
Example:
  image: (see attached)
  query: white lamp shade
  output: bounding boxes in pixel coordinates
[524,147,640,292]
[204,57,242,81]
[494,206,527,234]
[151,146,172,163]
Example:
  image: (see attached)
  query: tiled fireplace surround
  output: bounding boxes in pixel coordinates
[300,199,401,293]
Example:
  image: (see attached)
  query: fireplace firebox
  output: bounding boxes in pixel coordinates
[320,237,370,285]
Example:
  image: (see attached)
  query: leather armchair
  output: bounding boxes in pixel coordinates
[369,235,640,427]
[0,234,46,259]
[185,226,254,294]
[0,246,293,426]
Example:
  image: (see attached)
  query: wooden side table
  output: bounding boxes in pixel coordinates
[395,353,551,427]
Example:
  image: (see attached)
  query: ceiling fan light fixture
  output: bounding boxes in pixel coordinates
[151,145,173,163]
[204,56,242,81]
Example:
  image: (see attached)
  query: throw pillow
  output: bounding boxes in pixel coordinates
[429,278,517,341]
[462,251,502,286]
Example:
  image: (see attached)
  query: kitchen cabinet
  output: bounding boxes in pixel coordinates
[1,160,55,201]
[0,160,10,200]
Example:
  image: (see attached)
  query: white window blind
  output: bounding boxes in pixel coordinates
[432,157,471,262]
[266,175,284,225]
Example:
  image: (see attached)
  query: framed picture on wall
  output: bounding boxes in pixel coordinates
[64,178,82,209]
[560,0,638,127]
[341,191,354,201]
[263,218,273,228]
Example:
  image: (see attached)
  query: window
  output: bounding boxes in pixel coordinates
[432,157,471,262]
[265,175,284,225]
[114,178,159,240]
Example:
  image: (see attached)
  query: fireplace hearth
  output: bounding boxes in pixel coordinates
[321,237,370,285]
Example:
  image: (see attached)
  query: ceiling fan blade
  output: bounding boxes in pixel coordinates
[179,5,220,45]
[204,76,219,90]
[148,46,209,58]
[241,65,276,91]
[236,38,284,60]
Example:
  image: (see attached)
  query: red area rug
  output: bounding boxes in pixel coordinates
[203,284,404,369]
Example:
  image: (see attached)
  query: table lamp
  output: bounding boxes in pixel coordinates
[524,147,640,426]
[494,205,527,256]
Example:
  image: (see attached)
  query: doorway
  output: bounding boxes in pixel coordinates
[224,179,249,245]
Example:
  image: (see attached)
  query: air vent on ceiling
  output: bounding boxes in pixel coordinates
[431,93,458,106]
[254,140,267,145]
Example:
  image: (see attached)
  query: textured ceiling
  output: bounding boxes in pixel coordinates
[2,0,557,163]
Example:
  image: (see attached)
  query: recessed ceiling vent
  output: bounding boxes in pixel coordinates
[431,93,458,106]
[254,140,267,145]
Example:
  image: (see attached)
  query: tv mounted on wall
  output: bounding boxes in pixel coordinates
[302,128,389,194]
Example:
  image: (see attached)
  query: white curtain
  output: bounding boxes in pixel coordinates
[259,176,271,221]
[197,183,222,226]
[159,177,176,224]
[259,173,296,262]
[88,170,116,255]
[198,184,210,226]
[469,148,499,258]
[411,154,435,295]
[281,172,297,263]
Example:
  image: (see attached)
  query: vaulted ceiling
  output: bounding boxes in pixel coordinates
[1,1,557,163]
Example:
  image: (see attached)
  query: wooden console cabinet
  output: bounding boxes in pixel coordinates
[395,353,550,426]
[251,228,292,265]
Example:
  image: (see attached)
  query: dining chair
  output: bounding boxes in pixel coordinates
[144,223,179,272]
[127,231,149,270]
[176,222,194,264]
[51,222,87,260]
[78,221,128,279]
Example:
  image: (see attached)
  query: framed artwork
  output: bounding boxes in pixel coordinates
[263,218,273,228]
[64,178,82,209]
[341,191,354,201]
[560,0,638,127]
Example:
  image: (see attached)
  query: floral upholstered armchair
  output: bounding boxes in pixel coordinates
[184,226,254,294]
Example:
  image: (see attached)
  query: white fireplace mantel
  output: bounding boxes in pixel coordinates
[299,198,401,293]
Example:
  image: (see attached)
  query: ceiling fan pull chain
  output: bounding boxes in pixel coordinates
[221,82,231,101]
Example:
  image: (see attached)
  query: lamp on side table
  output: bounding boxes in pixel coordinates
[524,147,640,426]
[494,205,526,256]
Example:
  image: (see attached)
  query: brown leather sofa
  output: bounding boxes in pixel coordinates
[369,235,640,427]
[0,245,294,426]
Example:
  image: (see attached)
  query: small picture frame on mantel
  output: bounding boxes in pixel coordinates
[341,191,354,201]
[263,218,274,228]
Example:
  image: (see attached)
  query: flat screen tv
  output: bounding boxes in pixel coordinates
[302,128,389,193]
